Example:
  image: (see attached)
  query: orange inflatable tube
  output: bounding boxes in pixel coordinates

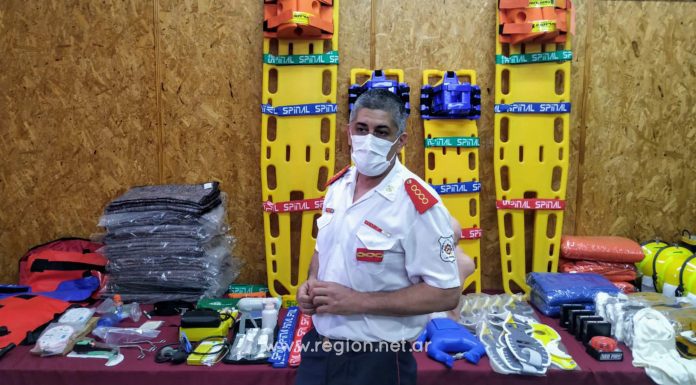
[559,259,638,282]
[560,236,644,263]
[612,281,637,294]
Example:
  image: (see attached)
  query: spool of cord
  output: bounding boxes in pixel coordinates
[590,336,617,352]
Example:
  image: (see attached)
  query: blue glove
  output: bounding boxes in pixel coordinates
[416,318,486,368]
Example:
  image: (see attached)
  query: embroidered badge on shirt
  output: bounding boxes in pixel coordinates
[439,236,456,263]
[404,178,437,214]
[356,248,384,263]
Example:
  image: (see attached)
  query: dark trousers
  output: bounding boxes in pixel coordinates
[294,328,417,385]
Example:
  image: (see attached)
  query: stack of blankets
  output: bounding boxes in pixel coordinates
[528,272,620,317]
[99,182,239,302]
[559,236,644,293]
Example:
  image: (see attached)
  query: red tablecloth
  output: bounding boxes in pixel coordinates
[0,309,655,385]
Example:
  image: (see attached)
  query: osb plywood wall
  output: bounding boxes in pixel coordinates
[0,0,693,290]
[0,1,159,283]
[576,1,696,240]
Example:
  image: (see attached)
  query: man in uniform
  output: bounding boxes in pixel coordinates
[295,89,468,385]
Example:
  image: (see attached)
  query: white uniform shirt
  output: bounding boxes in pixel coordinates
[313,159,461,342]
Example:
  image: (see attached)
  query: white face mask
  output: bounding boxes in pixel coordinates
[350,133,400,177]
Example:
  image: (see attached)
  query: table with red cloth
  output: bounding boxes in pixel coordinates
[0,308,655,385]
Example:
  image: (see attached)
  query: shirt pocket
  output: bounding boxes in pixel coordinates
[315,213,334,253]
[354,224,397,275]
[316,213,333,230]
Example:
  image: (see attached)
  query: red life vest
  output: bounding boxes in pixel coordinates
[0,295,72,350]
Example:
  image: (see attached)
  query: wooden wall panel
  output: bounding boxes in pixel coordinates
[577,1,696,241]
[374,0,588,289]
[375,0,498,289]
[336,0,372,167]
[565,0,590,238]
[0,0,158,283]
[157,0,265,283]
[156,0,373,284]
[0,1,693,291]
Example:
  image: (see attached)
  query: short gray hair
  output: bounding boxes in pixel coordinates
[349,88,408,136]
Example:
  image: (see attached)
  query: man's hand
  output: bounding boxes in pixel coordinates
[297,278,317,315]
[311,281,364,315]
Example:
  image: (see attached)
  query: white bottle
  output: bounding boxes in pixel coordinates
[261,301,278,331]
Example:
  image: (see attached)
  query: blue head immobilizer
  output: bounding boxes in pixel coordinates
[420,71,481,120]
[348,70,411,115]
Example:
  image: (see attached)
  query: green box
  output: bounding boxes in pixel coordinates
[197,298,240,310]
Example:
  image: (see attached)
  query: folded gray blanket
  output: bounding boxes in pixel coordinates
[105,182,220,214]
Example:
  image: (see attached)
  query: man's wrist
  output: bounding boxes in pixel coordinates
[352,290,369,314]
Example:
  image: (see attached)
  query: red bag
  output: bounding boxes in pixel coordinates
[18,238,107,295]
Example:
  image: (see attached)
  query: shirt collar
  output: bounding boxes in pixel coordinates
[345,158,403,202]
[375,158,403,202]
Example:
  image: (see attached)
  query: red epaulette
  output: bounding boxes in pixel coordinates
[325,165,351,189]
[404,178,438,214]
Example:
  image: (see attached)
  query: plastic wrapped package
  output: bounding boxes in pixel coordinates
[103,224,226,243]
[92,326,160,345]
[101,240,206,256]
[106,241,234,278]
[458,293,530,332]
[649,304,696,334]
[458,294,581,374]
[101,199,229,243]
[474,309,579,374]
[559,258,638,282]
[102,235,234,263]
[594,291,693,347]
[594,292,628,336]
[227,328,274,362]
[58,308,96,325]
[107,253,230,274]
[204,260,242,298]
[598,292,657,345]
[104,183,222,215]
[99,198,227,229]
[30,322,87,357]
[530,294,594,317]
[100,234,234,258]
[103,254,240,303]
[99,185,240,303]
[527,273,619,317]
[560,235,644,263]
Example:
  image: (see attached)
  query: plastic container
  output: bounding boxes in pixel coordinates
[261,302,278,331]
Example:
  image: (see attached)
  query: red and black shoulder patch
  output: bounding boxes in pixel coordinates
[325,165,351,189]
[404,178,437,214]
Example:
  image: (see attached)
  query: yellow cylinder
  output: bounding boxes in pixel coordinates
[652,246,692,293]
[638,241,669,291]
[660,253,696,297]
[686,273,696,299]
